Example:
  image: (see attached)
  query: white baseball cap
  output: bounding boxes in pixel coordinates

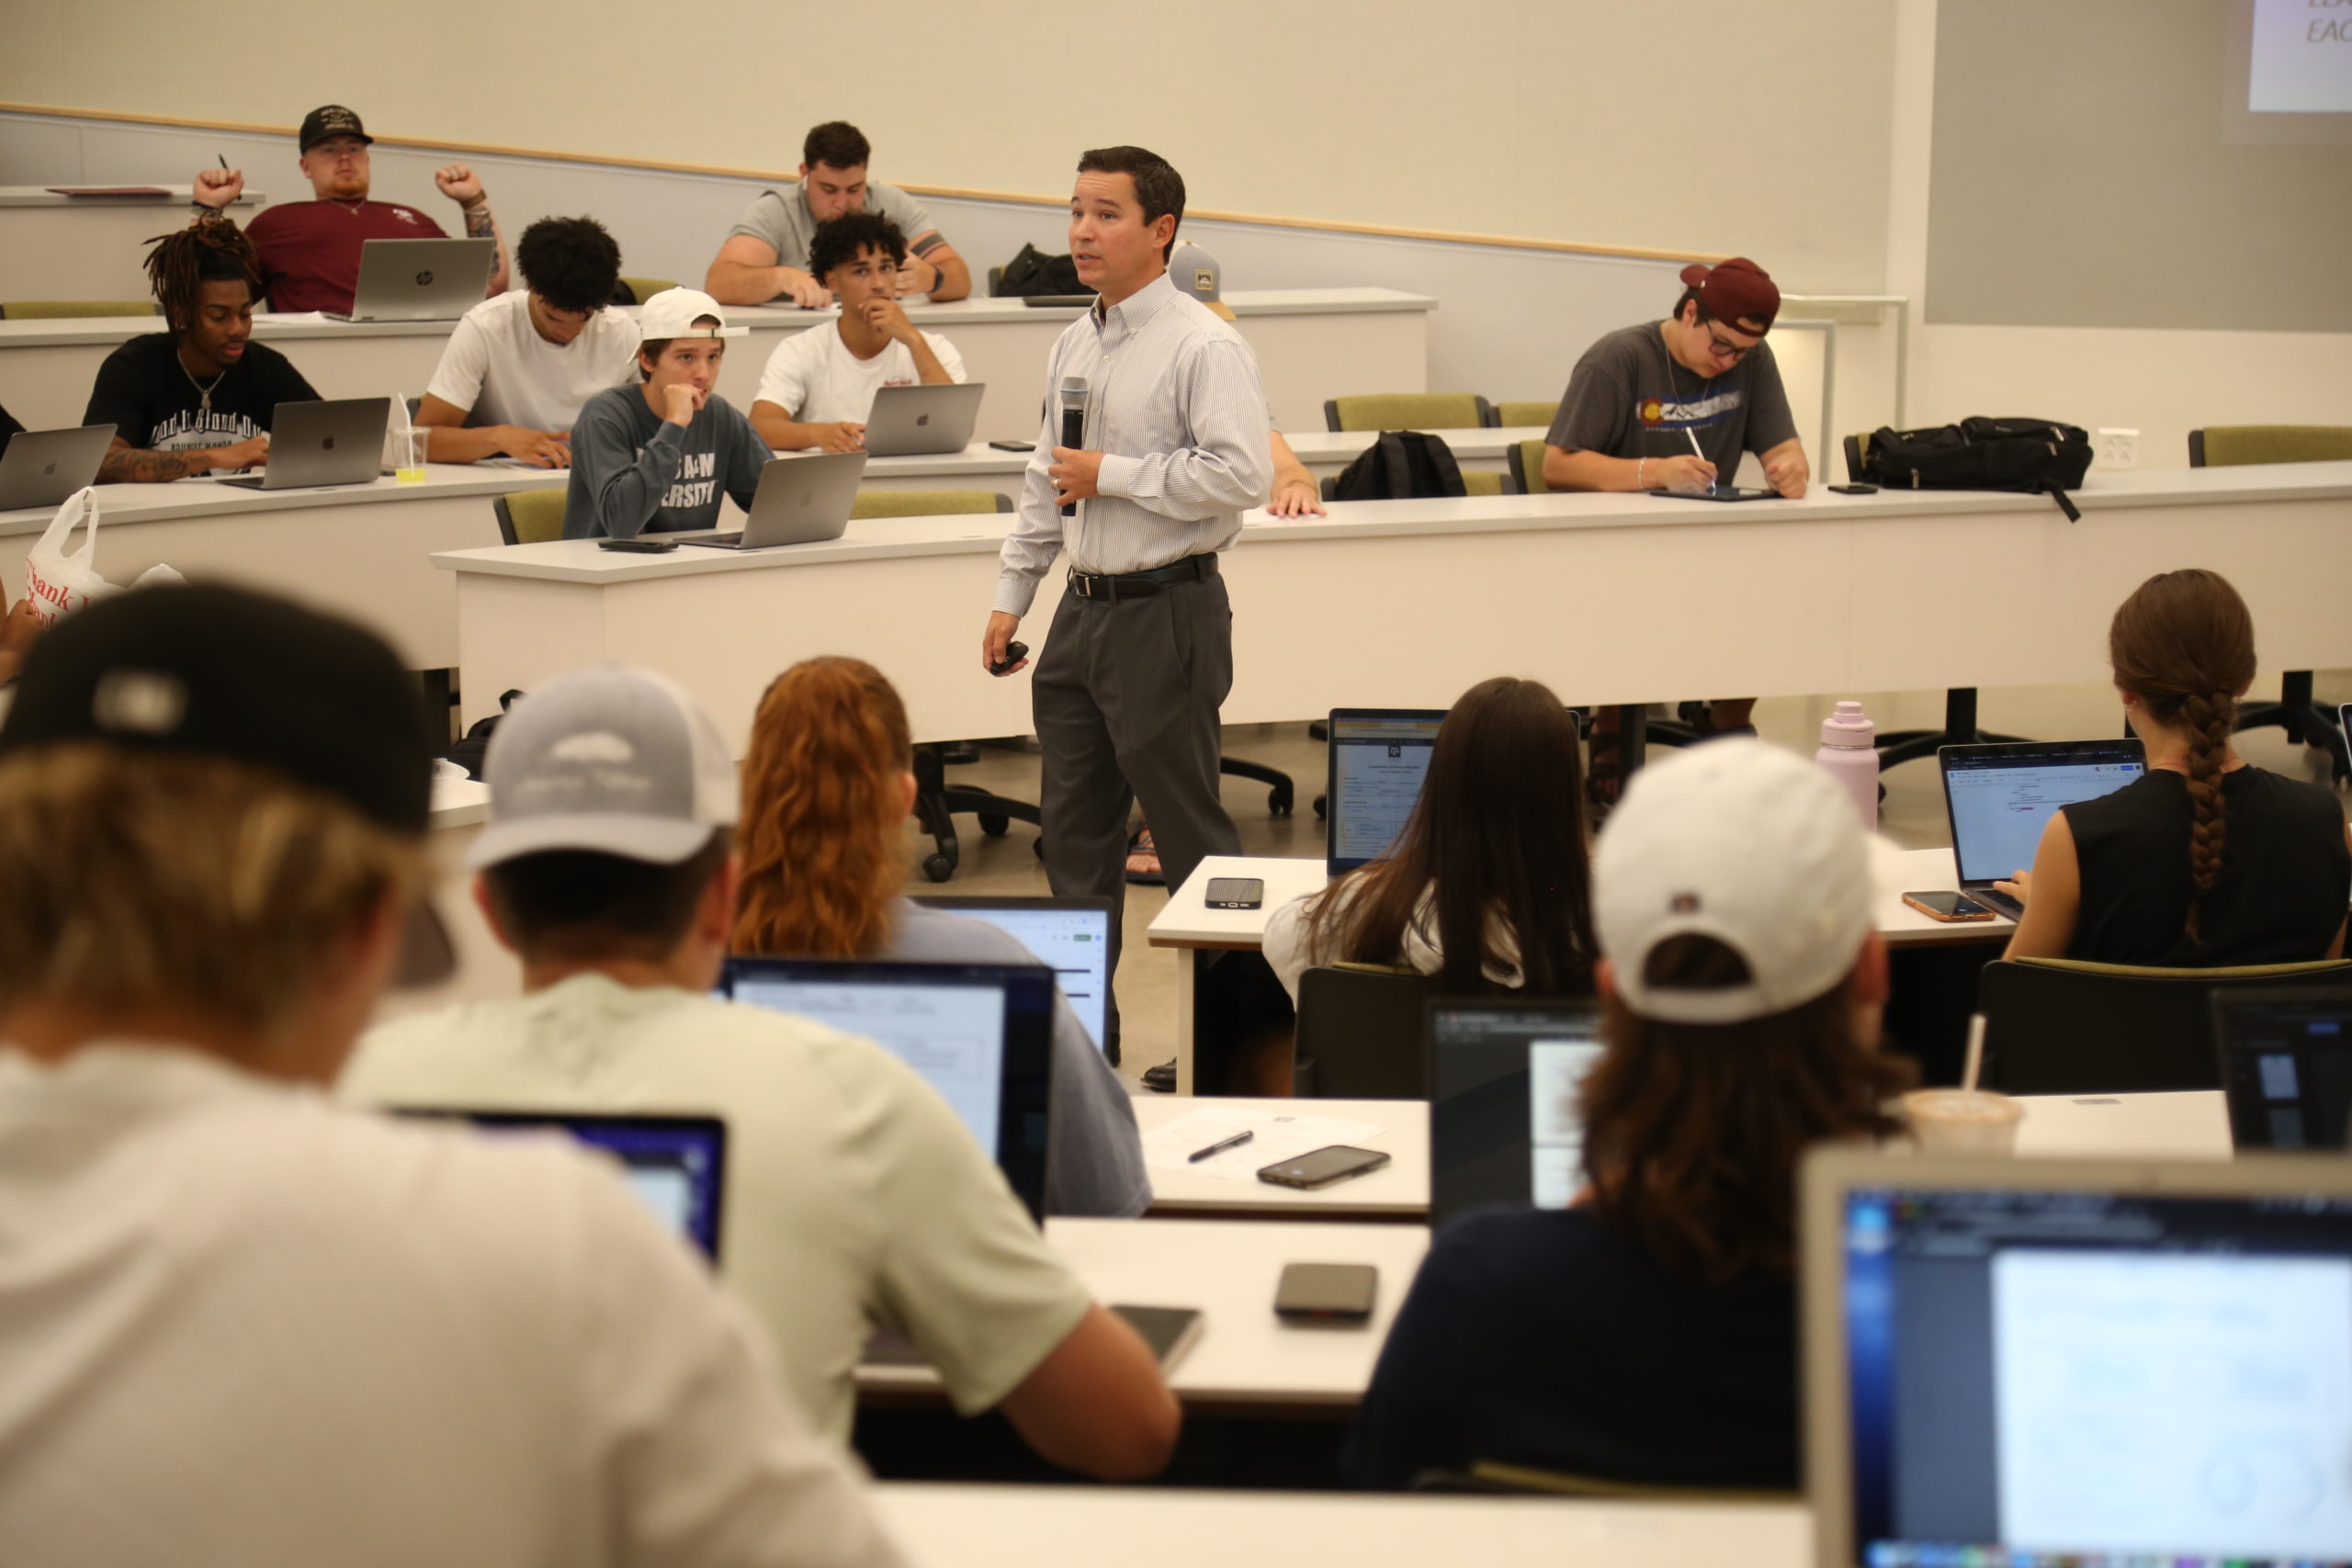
[1592,739,1871,1025]
[637,287,748,340]
[1167,242,1235,321]
[466,667,739,870]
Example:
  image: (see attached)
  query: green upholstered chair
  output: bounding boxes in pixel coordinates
[1317,468,1505,503]
[1979,957,2352,1095]
[1492,400,1558,430]
[0,300,158,319]
[492,488,566,546]
[851,489,1012,519]
[1508,437,1551,495]
[1323,393,1495,433]
[616,276,679,306]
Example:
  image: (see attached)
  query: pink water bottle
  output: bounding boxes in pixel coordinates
[1816,701,1879,829]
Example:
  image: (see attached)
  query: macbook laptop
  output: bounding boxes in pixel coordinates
[861,382,986,457]
[1937,738,2146,919]
[216,397,390,491]
[910,894,1114,1052]
[326,237,496,322]
[0,423,113,511]
[2215,985,2352,1150]
[670,451,865,550]
[1803,1148,2352,1568]
[1426,998,1605,1225]
[718,956,1056,1219]
[394,1110,728,1259]
[1325,706,1449,874]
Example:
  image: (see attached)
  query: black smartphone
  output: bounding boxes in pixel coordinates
[1273,1262,1379,1325]
[988,438,1036,452]
[989,639,1029,676]
[1111,1304,1205,1371]
[598,537,678,553]
[1901,890,1996,922]
[1829,482,1879,494]
[1259,1145,1391,1190]
[1205,876,1265,910]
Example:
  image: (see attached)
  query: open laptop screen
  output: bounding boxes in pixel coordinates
[719,957,1055,1218]
[1427,999,1604,1224]
[1326,708,1447,873]
[910,895,1113,1052]
[1825,1167,2352,1566]
[399,1111,727,1259]
[1939,739,2145,885]
[2217,986,2352,1150]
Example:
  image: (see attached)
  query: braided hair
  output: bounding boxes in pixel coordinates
[142,217,262,337]
[2108,569,2256,942]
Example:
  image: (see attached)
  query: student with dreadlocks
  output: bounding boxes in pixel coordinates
[83,218,319,484]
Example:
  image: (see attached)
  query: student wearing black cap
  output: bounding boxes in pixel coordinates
[191,104,510,313]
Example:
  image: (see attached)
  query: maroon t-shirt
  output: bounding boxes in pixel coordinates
[244,199,448,313]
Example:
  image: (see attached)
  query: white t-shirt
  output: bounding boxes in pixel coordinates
[343,975,1092,1442]
[752,323,966,425]
[1261,876,1527,1006]
[424,289,641,433]
[0,1043,905,1568]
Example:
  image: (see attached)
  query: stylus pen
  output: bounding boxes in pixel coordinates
[1188,1130,1254,1163]
[1684,426,1716,493]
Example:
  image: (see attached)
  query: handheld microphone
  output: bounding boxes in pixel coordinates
[1058,376,1088,517]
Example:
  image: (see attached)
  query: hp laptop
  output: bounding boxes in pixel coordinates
[216,397,390,491]
[671,451,865,551]
[1937,738,2146,919]
[910,895,1114,1052]
[395,1110,728,1259]
[0,423,113,511]
[2215,985,2352,1150]
[861,382,986,457]
[1325,707,1449,874]
[326,237,496,322]
[718,956,1056,1219]
[1426,998,1605,1225]
[1803,1148,2352,1568]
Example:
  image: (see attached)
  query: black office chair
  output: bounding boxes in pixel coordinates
[1978,957,2352,1095]
[1293,964,1440,1099]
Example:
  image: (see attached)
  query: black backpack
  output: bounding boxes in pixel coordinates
[1854,417,2095,520]
[1329,431,1468,502]
[994,243,1085,298]
[443,689,524,781]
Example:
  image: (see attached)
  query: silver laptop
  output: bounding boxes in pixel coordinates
[1803,1147,2352,1568]
[671,451,865,550]
[217,398,390,491]
[861,382,986,457]
[1936,738,2146,919]
[0,424,113,511]
[325,238,495,322]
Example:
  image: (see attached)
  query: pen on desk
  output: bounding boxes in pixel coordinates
[1684,427,1716,492]
[1188,1130,1254,1163]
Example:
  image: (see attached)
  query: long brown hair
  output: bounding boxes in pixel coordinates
[2109,569,2256,942]
[731,657,910,958]
[1300,676,1594,995]
[1577,934,1913,1284]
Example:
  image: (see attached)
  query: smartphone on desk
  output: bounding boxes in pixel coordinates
[1274,1262,1378,1325]
[1902,890,1996,922]
[598,537,678,553]
[1260,1145,1390,1190]
[1205,876,1264,910]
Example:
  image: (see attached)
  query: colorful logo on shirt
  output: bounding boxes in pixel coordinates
[1636,389,1744,430]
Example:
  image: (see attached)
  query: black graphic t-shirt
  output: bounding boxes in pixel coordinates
[82,333,321,452]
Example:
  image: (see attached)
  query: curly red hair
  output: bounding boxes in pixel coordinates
[731,657,911,959]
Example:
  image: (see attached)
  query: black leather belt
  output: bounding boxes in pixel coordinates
[1067,553,1218,602]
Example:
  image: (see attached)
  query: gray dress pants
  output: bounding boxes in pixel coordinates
[1033,569,1243,1051]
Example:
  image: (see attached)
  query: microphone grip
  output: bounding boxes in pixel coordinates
[1059,406,1084,518]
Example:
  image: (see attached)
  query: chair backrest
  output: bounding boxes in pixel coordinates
[1492,400,1557,430]
[1979,957,2352,1094]
[2187,425,2352,468]
[1,300,159,320]
[987,265,1004,296]
[617,276,679,307]
[1462,469,1503,497]
[493,488,567,547]
[1509,437,1551,495]
[1324,393,1495,434]
[850,489,1011,519]
[1843,432,1870,483]
[1294,964,1442,1099]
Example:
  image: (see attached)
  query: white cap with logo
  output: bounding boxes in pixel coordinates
[465,667,739,870]
[637,287,748,339]
[1592,738,1872,1025]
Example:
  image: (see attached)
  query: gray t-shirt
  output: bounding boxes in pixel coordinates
[883,900,1150,1219]
[1546,321,1799,478]
[725,183,936,283]
[564,383,768,539]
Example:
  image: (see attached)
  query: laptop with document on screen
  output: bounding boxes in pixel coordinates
[1325,707,1448,874]
[910,895,1113,1053]
[1426,998,1605,1225]
[393,1110,728,1259]
[2215,984,2352,1151]
[717,956,1055,1218]
[1802,1148,2352,1568]
[1936,738,2146,919]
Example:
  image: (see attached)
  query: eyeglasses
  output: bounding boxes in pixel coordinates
[1704,327,1760,362]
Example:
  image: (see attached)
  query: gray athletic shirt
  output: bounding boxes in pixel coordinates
[883,900,1149,1219]
[1546,321,1799,478]
[563,383,768,539]
[726,184,936,282]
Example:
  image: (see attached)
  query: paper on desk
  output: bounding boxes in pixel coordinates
[254,310,332,323]
[1143,1107,1385,1183]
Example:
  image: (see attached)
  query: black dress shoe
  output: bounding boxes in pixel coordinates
[1142,1059,1178,1093]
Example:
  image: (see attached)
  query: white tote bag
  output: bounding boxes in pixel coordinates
[21,486,184,629]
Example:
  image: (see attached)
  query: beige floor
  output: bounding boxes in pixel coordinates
[906,674,2352,1086]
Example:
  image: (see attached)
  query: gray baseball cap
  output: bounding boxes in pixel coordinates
[466,667,738,870]
[1168,242,1235,321]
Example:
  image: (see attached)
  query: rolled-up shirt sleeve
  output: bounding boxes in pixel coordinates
[995,395,1067,617]
[1093,338,1272,518]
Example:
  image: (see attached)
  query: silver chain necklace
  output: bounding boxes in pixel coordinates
[180,354,227,413]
